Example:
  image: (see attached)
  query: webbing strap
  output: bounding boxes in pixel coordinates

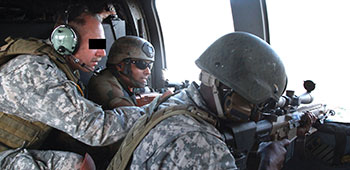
[107,105,217,170]
[0,37,17,65]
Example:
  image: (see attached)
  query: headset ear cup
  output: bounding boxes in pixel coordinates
[51,25,79,55]
[224,92,252,122]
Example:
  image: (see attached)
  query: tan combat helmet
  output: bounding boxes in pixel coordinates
[107,35,155,65]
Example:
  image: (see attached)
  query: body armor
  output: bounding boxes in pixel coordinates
[0,37,82,151]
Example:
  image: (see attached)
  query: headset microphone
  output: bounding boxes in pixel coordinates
[58,45,101,75]
[70,54,101,75]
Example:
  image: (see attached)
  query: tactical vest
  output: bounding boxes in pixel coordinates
[107,104,218,170]
[0,37,83,152]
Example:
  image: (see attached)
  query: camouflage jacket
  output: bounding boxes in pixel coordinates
[0,148,84,170]
[0,54,147,146]
[0,53,236,169]
[88,68,136,110]
[127,82,238,169]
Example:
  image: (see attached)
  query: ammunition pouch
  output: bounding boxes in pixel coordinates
[0,112,51,152]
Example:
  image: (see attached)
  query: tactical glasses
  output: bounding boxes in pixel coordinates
[130,60,153,70]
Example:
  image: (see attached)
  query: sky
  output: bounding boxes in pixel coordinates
[266,1,350,121]
[156,0,234,84]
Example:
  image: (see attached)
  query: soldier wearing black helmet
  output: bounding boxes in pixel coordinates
[88,35,155,109]
[106,32,312,170]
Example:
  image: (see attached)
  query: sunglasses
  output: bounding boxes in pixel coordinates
[130,60,153,70]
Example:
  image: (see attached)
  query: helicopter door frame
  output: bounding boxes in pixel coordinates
[230,0,270,43]
[139,0,167,90]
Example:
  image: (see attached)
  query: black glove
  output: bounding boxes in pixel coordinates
[257,139,290,170]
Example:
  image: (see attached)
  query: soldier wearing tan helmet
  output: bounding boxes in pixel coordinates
[106,32,292,170]
[88,35,155,109]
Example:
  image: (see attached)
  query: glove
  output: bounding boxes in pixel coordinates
[257,139,290,170]
[297,111,317,136]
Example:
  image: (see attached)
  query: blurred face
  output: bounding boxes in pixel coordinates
[71,15,106,72]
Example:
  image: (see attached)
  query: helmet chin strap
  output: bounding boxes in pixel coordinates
[212,84,225,118]
[200,71,224,118]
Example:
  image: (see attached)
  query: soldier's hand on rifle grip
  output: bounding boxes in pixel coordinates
[297,111,317,136]
[257,139,290,170]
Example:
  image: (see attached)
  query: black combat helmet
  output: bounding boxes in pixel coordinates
[195,32,287,105]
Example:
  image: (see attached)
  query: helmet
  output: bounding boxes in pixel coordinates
[195,32,287,105]
[107,35,155,65]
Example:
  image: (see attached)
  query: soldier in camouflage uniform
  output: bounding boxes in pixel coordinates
[0,5,149,170]
[88,36,155,109]
[0,21,311,170]
[107,32,294,170]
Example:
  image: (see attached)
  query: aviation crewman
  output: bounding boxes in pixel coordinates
[0,4,149,170]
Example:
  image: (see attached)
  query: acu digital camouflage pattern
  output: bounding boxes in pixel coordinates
[0,53,237,169]
[125,83,238,169]
[88,68,136,110]
[0,148,83,170]
[0,54,154,169]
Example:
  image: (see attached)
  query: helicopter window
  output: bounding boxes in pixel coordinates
[156,0,234,84]
[267,0,350,122]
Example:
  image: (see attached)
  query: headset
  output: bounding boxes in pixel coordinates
[50,6,101,74]
[51,9,79,56]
